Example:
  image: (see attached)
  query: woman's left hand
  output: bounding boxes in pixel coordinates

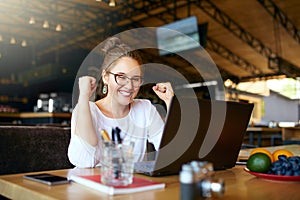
[152,82,174,110]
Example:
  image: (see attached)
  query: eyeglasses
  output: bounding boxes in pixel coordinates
[108,72,144,88]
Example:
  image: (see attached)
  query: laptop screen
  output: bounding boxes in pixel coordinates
[148,96,253,175]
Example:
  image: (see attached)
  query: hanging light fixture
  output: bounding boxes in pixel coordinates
[29,17,35,24]
[55,24,62,31]
[21,40,27,47]
[96,0,117,6]
[109,0,116,7]
[43,20,49,29]
[10,37,16,44]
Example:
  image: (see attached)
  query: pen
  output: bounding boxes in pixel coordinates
[115,126,122,144]
[100,129,110,142]
[112,126,123,179]
[111,128,116,143]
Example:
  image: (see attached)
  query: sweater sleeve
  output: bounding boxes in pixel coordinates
[67,102,100,168]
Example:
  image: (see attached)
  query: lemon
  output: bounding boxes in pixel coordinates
[247,152,271,173]
[272,149,294,161]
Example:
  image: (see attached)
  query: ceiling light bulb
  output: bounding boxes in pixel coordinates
[55,24,62,31]
[10,37,16,44]
[43,20,49,28]
[21,40,27,47]
[95,0,102,2]
[29,17,35,24]
[224,79,233,87]
[109,0,116,7]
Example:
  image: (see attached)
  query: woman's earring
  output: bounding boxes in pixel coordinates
[102,84,108,94]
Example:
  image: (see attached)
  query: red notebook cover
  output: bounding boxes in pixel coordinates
[70,174,165,195]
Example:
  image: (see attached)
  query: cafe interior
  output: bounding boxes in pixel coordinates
[1,0,300,199]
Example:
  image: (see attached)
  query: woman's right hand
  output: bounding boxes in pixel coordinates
[78,76,97,99]
[75,76,99,146]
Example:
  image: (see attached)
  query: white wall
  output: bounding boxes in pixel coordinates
[261,91,299,123]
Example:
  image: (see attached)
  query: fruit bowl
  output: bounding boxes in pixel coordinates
[244,167,300,182]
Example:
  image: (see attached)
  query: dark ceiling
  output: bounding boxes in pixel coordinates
[1,0,300,85]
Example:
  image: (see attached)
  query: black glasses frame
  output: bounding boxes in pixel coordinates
[107,72,144,87]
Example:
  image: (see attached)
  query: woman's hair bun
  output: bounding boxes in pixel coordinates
[100,36,142,71]
[102,37,131,54]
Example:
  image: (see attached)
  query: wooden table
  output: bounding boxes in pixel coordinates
[1,166,300,200]
[246,127,300,147]
[246,127,282,147]
[282,127,300,143]
[238,144,300,161]
[0,112,71,124]
[1,145,300,200]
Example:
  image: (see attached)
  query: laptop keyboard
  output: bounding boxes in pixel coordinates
[134,161,155,173]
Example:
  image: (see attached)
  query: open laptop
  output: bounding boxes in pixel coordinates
[134,96,254,176]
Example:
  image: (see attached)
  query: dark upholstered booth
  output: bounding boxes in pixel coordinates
[0,125,74,175]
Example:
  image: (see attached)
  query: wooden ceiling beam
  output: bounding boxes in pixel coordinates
[258,0,300,44]
[194,0,280,72]
[206,36,262,76]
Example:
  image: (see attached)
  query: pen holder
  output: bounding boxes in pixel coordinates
[100,142,135,186]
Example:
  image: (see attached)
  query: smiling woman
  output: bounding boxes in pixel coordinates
[67,37,174,168]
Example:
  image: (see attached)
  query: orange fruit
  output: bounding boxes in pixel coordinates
[247,153,272,173]
[272,149,294,161]
[249,148,274,163]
